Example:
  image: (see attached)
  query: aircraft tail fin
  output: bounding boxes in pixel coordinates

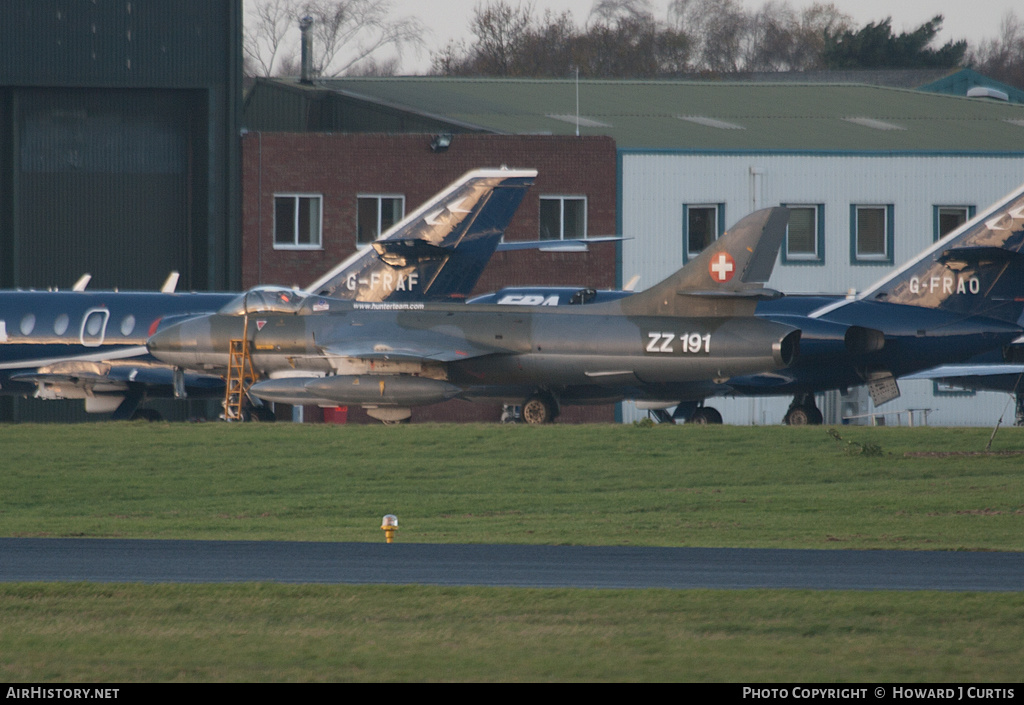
[860,182,1024,323]
[306,168,536,301]
[619,207,790,317]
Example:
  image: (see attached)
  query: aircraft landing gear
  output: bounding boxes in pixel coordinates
[521,392,558,424]
[784,395,823,425]
[687,406,723,424]
[649,408,675,424]
[250,404,276,422]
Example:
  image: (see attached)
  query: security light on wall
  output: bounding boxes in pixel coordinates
[430,133,453,152]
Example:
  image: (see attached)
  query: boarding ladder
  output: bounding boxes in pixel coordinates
[224,316,258,421]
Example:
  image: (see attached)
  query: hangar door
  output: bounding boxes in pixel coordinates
[11,88,205,291]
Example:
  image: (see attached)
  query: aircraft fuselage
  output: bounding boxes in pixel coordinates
[147,298,800,407]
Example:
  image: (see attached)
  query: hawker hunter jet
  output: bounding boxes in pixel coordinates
[470,181,1024,424]
[0,168,536,419]
[147,208,799,423]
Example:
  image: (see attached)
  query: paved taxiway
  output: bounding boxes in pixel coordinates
[1,539,1021,590]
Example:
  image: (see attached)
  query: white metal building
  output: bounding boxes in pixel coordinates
[264,77,1024,425]
[620,153,1024,426]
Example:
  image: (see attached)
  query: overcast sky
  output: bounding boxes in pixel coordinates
[385,0,1019,74]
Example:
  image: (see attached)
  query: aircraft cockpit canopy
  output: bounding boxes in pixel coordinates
[218,286,307,315]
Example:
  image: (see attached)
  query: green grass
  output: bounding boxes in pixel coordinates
[2,422,1022,681]
[3,423,1022,550]
[1,583,1021,682]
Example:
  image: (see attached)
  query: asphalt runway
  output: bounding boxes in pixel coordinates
[1,538,1021,590]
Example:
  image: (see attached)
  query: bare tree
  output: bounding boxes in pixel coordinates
[793,2,853,69]
[518,10,578,76]
[244,0,425,78]
[244,0,294,77]
[468,1,536,76]
[432,0,863,79]
[744,1,851,71]
[670,0,749,73]
[579,0,691,77]
[969,11,1024,89]
[744,0,799,71]
[588,0,654,27]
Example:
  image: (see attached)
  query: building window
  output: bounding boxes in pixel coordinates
[357,195,404,245]
[782,204,824,264]
[274,195,322,249]
[683,204,723,260]
[850,204,893,264]
[933,381,976,397]
[933,205,974,241]
[539,196,586,240]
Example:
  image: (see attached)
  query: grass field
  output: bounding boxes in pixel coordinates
[4,423,1023,549]
[1,422,1022,681]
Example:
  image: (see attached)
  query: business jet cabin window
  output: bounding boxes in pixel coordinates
[274,195,322,249]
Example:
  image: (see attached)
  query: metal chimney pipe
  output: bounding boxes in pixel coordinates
[299,15,314,83]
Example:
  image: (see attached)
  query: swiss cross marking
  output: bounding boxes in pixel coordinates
[709,252,735,283]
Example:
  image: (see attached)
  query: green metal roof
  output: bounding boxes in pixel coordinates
[263,76,1024,152]
[917,68,1024,105]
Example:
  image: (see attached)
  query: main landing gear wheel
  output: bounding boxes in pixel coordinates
[521,394,557,424]
[784,404,823,425]
[687,407,723,425]
[250,405,276,422]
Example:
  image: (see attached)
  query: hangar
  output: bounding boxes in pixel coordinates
[0,0,242,422]
[245,76,1024,425]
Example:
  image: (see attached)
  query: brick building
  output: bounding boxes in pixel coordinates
[240,131,619,423]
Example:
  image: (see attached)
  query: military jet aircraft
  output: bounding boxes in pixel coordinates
[0,168,536,419]
[147,208,800,423]
[469,181,1024,424]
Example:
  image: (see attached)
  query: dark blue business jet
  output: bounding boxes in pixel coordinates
[0,168,536,420]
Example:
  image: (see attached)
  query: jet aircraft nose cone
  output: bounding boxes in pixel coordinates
[146,323,181,356]
[146,314,233,371]
[147,316,204,358]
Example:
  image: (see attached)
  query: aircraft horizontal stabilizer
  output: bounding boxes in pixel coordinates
[372,239,451,266]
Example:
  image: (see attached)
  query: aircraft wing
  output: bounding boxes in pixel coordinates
[0,345,149,370]
[496,236,626,252]
[904,364,1024,380]
[11,360,224,392]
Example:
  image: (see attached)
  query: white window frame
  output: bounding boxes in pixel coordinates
[357,194,405,246]
[934,205,973,241]
[539,195,587,240]
[684,204,722,260]
[783,204,824,263]
[273,194,323,250]
[852,204,892,264]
